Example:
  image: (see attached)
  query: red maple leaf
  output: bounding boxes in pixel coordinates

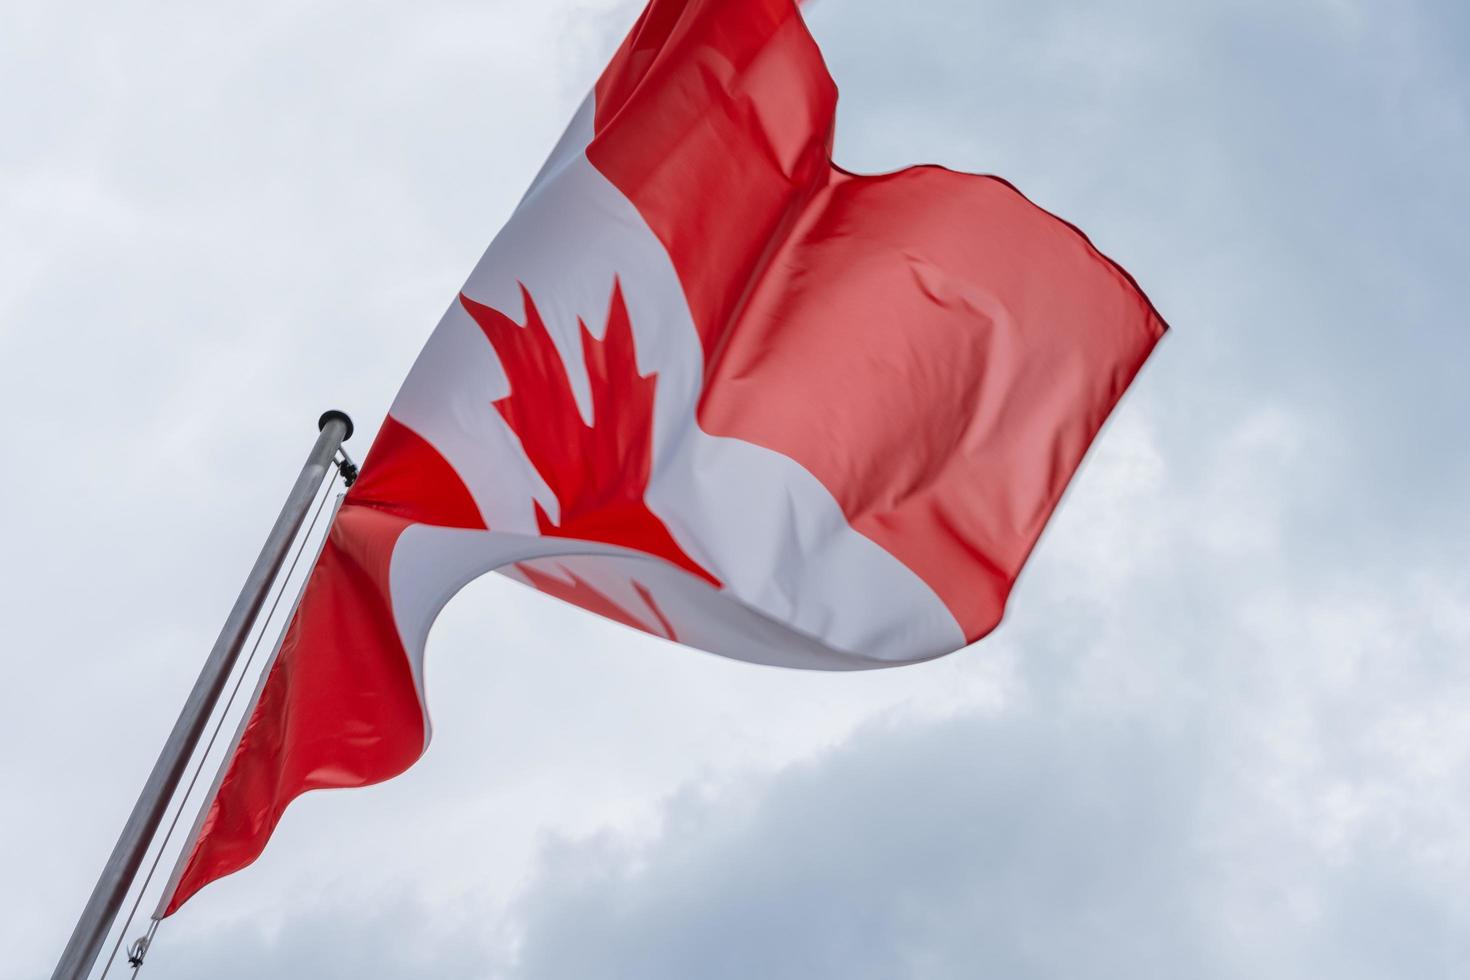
[514,562,680,643]
[459,279,719,588]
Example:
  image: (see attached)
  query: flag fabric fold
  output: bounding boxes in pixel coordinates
[160,0,1165,916]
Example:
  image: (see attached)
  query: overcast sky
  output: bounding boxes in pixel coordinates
[4,0,1468,977]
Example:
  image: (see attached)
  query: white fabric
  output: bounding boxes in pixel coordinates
[385,102,965,722]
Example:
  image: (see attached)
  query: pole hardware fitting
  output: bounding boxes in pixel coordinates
[126,936,148,969]
[317,409,354,441]
[336,447,360,488]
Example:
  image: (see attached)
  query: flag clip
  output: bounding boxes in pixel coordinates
[336,448,359,488]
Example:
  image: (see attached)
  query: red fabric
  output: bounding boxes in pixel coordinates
[590,0,1165,640]
[701,167,1164,639]
[346,414,487,530]
[590,0,837,364]
[162,505,420,914]
[162,422,484,914]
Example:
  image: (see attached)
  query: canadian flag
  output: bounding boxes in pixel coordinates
[161,0,1165,914]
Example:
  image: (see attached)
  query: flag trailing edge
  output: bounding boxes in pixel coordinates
[158,0,1166,916]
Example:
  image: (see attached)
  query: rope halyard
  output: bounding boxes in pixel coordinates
[98,464,344,979]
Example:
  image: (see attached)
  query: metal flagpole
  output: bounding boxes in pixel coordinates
[51,410,356,980]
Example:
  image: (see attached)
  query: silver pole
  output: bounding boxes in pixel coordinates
[51,410,355,980]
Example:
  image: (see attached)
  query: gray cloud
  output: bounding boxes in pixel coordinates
[508,713,1216,980]
[151,896,498,980]
[504,563,1470,979]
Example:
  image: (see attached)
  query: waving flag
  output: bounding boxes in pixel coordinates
[160,0,1165,914]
